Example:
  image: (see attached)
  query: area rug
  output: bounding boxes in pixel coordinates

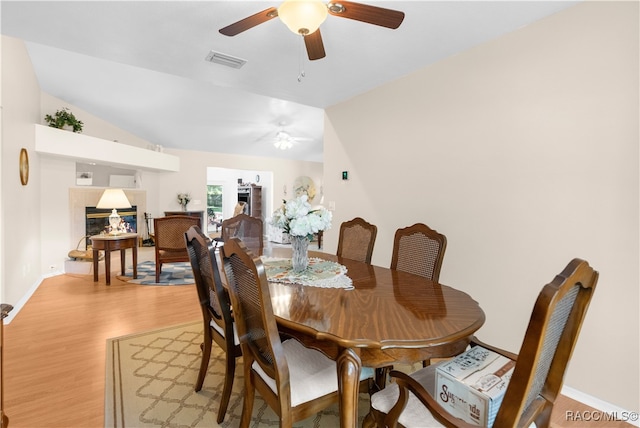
[105,322,372,428]
[118,261,195,285]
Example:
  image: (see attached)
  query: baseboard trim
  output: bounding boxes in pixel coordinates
[3,273,53,324]
[562,385,639,427]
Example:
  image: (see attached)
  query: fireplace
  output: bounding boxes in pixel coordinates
[85,206,137,245]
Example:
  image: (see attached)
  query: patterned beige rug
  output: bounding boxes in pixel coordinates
[105,321,373,427]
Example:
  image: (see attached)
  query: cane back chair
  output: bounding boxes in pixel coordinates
[336,217,378,264]
[391,223,447,282]
[369,258,598,428]
[184,226,241,423]
[220,213,263,256]
[220,237,373,428]
[153,215,201,282]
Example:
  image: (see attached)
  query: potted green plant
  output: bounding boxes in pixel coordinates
[44,107,84,133]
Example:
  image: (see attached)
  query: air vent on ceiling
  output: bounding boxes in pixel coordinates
[205,50,247,69]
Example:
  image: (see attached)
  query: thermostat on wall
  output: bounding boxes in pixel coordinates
[342,171,348,180]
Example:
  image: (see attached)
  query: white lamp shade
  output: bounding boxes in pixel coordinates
[278,0,327,35]
[96,188,131,209]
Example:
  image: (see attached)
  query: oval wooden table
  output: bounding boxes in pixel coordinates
[264,249,485,428]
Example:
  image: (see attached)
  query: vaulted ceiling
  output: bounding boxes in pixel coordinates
[1,1,579,162]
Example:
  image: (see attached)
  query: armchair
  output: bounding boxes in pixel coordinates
[153,215,201,282]
[368,258,599,428]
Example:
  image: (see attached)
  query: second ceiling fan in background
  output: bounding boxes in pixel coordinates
[219,0,405,60]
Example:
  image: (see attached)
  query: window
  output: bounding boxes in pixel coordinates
[207,185,223,233]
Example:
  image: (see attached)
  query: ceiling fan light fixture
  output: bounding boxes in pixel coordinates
[274,131,294,150]
[278,0,328,35]
[274,139,294,150]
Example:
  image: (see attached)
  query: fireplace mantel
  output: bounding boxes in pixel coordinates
[35,124,180,172]
[70,189,147,254]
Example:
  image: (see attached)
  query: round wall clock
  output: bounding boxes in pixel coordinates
[19,148,29,186]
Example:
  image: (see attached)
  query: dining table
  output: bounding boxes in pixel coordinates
[262,248,486,428]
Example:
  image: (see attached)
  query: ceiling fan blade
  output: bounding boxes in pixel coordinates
[219,7,278,36]
[327,1,404,29]
[304,29,326,61]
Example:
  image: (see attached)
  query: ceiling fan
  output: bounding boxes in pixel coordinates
[219,0,405,61]
[267,127,313,150]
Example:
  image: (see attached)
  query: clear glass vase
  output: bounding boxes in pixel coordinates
[290,235,310,273]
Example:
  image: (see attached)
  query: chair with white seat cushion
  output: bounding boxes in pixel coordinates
[368,258,598,428]
[220,237,373,428]
[184,226,241,424]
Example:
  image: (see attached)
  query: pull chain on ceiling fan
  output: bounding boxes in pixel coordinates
[298,35,307,82]
[219,0,405,61]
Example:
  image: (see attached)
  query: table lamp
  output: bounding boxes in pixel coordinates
[96,188,131,235]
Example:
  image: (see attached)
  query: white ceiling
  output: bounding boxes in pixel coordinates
[1,1,579,162]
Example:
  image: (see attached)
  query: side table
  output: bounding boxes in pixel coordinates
[91,233,138,285]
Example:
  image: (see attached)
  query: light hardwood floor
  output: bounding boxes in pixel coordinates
[2,249,633,427]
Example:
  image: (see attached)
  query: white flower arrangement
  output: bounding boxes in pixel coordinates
[177,193,191,206]
[271,194,332,239]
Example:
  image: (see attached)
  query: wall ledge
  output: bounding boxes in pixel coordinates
[34,124,180,172]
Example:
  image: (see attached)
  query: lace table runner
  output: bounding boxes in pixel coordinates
[261,257,353,290]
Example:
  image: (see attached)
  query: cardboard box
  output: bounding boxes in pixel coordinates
[436,346,515,427]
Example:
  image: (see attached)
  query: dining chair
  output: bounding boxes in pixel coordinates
[391,223,447,282]
[220,213,264,256]
[184,226,241,424]
[220,237,374,428]
[336,217,378,264]
[153,215,201,282]
[367,258,598,428]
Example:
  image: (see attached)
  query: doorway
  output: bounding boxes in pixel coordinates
[206,167,273,233]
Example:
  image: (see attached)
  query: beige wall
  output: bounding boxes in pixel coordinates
[40,92,153,149]
[323,1,638,411]
[1,36,42,306]
[38,94,163,279]
[156,147,322,221]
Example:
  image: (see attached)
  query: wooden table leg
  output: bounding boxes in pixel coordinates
[93,248,99,282]
[104,247,111,285]
[337,347,361,428]
[132,244,138,279]
[120,249,126,275]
